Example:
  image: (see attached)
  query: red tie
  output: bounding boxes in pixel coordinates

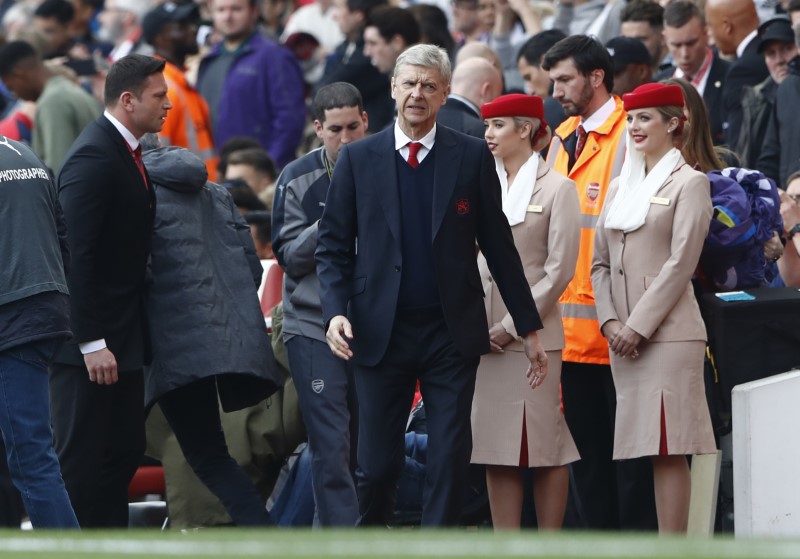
[129,144,149,191]
[407,142,422,169]
[575,125,587,160]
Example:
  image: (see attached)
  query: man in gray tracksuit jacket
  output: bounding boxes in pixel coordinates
[271,82,369,526]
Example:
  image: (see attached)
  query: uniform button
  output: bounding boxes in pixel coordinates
[394,266,401,272]
[618,269,624,276]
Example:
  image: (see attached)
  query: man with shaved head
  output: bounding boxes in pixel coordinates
[454,41,503,72]
[436,57,503,138]
[705,0,769,147]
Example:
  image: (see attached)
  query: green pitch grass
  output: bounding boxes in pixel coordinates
[0,529,799,559]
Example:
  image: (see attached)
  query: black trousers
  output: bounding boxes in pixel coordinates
[49,364,145,527]
[561,361,658,530]
[158,376,271,527]
[354,307,479,527]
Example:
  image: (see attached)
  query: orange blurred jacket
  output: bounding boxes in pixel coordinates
[546,96,627,365]
[159,60,219,182]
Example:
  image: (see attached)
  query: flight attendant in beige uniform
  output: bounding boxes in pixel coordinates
[591,83,717,534]
[471,94,581,530]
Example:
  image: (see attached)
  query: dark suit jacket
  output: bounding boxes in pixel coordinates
[436,96,484,138]
[722,37,769,147]
[55,116,156,370]
[656,53,729,144]
[316,125,543,367]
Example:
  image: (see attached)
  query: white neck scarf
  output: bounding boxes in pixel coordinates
[604,135,681,233]
[495,152,539,226]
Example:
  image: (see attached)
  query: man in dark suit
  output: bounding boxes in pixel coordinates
[658,1,729,144]
[706,0,769,148]
[320,0,392,132]
[316,44,547,527]
[436,57,502,138]
[50,54,171,527]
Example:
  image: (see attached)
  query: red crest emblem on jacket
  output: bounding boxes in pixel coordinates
[586,182,600,202]
[456,199,470,215]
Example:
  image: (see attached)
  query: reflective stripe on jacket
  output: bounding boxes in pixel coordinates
[546,95,627,365]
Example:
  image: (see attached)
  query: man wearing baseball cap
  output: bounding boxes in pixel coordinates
[143,2,220,181]
[605,36,652,96]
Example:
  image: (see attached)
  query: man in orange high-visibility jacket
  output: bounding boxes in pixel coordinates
[543,35,657,531]
[142,3,219,181]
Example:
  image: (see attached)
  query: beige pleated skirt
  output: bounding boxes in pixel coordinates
[471,349,579,467]
[610,340,717,460]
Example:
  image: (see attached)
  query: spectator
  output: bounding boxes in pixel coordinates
[706,0,769,148]
[141,142,280,527]
[551,0,624,45]
[620,0,667,74]
[50,54,170,528]
[606,36,652,96]
[0,135,79,529]
[67,0,112,58]
[756,22,800,187]
[657,1,728,145]
[272,82,369,526]
[737,16,797,168]
[0,40,101,172]
[143,1,220,181]
[408,4,454,60]
[243,210,274,259]
[197,0,306,168]
[97,0,154,62]
[451,0,495,47]
[34,0,76,58]
[473,93,580,530]
[437,57,503,138]
[362,6,419,75]
[543,35,658,531]
[455,40,502,72]
[259,0,290,41]
[224,147,278,209]
[778,172,800,286]
[591,82,716,534]
[319,0,392,132]
[788,0,800,26]
[217,135,262,177]
[224,177,269,213]
[517,30,568,136]
[282,0,343,53]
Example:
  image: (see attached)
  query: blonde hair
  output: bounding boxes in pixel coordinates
[513,116,552,152]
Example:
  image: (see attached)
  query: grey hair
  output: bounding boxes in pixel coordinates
[393,44,451,84]
[139,133,162,152]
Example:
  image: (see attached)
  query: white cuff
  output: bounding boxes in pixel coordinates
[79,339,107,354]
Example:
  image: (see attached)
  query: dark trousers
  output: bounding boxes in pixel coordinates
[158,376,271,527]
[354,308,479,527]
[561,361,658,530]
[286,336,358,526]
[49,363,145,527]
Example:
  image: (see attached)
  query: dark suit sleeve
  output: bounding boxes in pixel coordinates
[723,58,768,148]
[756,103,780,184]
[54,197,70,278]
[57,146,118,342]
[316,144,358,325]
[473,144,543,335]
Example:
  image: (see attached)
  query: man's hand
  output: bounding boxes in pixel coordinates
[609,324,643,359]
[489,322,514,352]
[765,231,784,262]
[522,331,548,389]
[326,315,354,360]
[84,348,119,385]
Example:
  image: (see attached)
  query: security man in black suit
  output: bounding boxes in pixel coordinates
[316,44,547,527]
[50,54,172,527]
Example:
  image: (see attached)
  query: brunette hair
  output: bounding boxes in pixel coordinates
[661,77,726,172]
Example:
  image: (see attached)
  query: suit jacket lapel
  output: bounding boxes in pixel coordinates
[432,126,461,240]
[372,128,402,244]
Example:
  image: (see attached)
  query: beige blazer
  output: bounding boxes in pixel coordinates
[591,159,711,342]
[478,159,580,351]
